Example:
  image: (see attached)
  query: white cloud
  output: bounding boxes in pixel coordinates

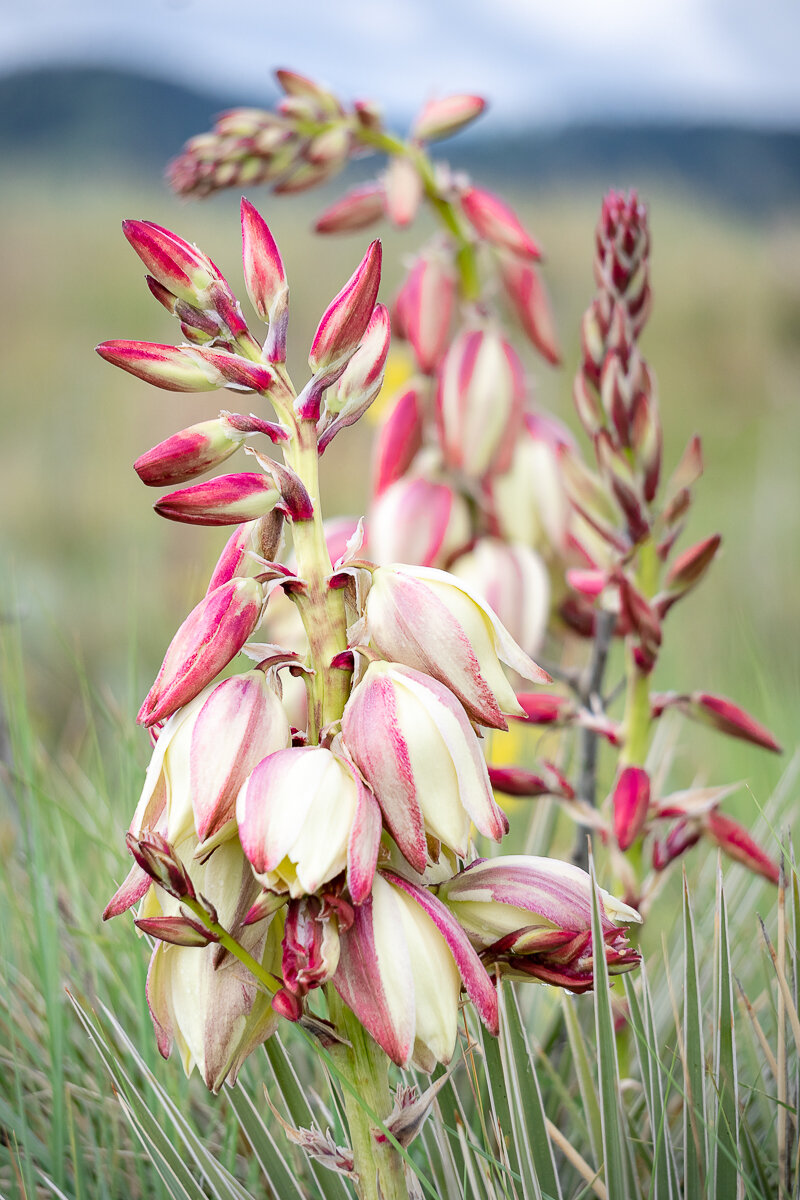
[1,0,799,124]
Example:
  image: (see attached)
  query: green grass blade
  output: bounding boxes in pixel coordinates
[262,1035,352,1200]
[497,981,562,1200]
[561,993,602,1165]
[682,874,707,1200]
[623,966,679,1199]
[711,869,740,1199]
[226,1084,311,1200]
[589,862,631,1197]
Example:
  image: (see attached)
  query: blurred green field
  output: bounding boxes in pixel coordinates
[1,157,800,1197]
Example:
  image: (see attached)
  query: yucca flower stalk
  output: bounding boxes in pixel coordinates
[97,203,640,1200]
[530,190,783,905]
[168,72,780,909]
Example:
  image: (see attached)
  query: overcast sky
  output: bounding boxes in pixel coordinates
[3,0,800,127]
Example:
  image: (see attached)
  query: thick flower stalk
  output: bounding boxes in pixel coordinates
[521,191,782,904]
[99,203,640,1200]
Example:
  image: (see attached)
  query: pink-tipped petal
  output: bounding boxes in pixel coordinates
[411,94,486,142]
[372,386,425,496]
[499,257,561,364]
[383,157,423,229]
[309,241,382,375]
[240,198,288,324]
[346,773,382,905]
[102,862,151,920]
[706,812,779,884]
[315,183,386,234]
[138,578,264,726]
[154,473,279,526]
[96,340,221,392]
[341,671,427,872]
[461,187,542,260]
[134,419,244,487]
[382,871,499,1035]
[396,255,456,375]
[190,672,291,842]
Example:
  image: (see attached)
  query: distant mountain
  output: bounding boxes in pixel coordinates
[1,64,799,214]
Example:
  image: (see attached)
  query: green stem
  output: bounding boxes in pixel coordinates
[327,990,409,1200]
[354,126,481,302]
[283,416,351,740]
[619,537,660,768]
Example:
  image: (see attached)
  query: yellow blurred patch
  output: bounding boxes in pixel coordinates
[487,723,528,813]
[367,348,416,424]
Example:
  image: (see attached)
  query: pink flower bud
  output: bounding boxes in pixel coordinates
[240,198,288,331]
[281,896,342,999]
[660,534,721,609]
[514,693,573,725]
[652,820,702,871]
[154,472,280,527]
[134,419,246,487]
[450,539,550,659]
[138,578,264,726]
[305,124,351,167]
[364,565,550,729]
[437,329,525,477]
[274,68,343,116]
[319,304,391,451]
[688,692,781,753]
[206,512,285,592]
[122,219,224,307]
[342,661,507,872]
[395,254,456,375]
[315,182,386,234]
[460,187,541,260]
[612,766,651,851]
[308,240,382,376]
[95,340,221,392]
[372,386,424,496]
[237,746,381,903]
[383,157,423,228]
[369,477,470,568]
[498,256,560,364]
[411,94,486,142]
[705,812,779,884]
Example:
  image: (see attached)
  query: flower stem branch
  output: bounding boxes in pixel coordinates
[572,608,616,870]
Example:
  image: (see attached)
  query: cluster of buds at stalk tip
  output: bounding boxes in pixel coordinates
[100,203,641,1089]
[165,67,568,676]
[539,190,781,901]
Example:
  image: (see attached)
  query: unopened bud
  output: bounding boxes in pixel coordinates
[96,340,221,392]
[372,385,425,496]
[240,198,288,337]
[612,766,650,851]
[411,94,486,142]
[122,219,224,307]
[384,157,423,228]
[308,240,382,376]
[461,187,541,260]
[154,472,280,526]
[395,253,456,375]
[134,419,246,487]
[126,831,196,901]
[315,183,386,234]
[499,256,560,364]
[138,578,264,726]
[437,329,525,477]
[369,477,470,569]
[320,304,390,450]
[705,812,779,884]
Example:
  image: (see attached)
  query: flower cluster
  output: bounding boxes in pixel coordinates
[166,68,569,672]
[99,205,641,1091]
